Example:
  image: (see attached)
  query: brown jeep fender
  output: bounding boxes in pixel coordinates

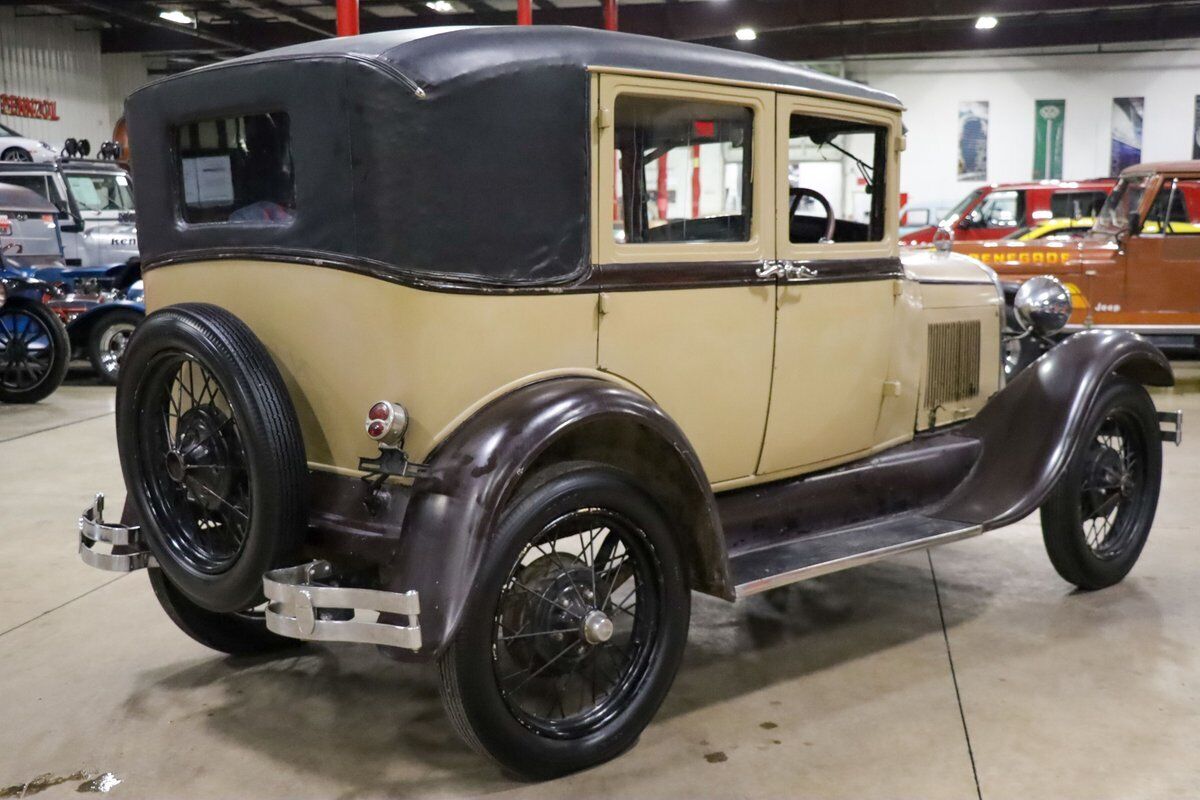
[379,376,729,658]
[937,328,1173,529]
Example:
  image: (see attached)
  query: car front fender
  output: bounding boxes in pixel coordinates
[65,301,145,345]
[379,375,727,658]
[937,328,1172,529]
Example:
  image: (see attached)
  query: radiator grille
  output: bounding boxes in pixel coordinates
[924,320,981,409]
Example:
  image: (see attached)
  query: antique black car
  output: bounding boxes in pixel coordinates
[78,27,1180,779]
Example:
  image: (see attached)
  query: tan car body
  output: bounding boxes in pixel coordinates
[148,69,1002,492]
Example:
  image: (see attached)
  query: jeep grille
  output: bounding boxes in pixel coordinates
[925,321,981,409]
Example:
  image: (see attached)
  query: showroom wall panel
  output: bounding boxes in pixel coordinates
[847,46,1200,213]
[0,7,148,148]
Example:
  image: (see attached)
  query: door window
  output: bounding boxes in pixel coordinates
[969,190,1023,229]
[613,96,752,244]
[786,114,887,244]
[1145,178,1200,234]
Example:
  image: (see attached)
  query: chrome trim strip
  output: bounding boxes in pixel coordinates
[264,561,422,651]
[1064,324,1200,334]
[733,524,982,599]
[78,493,151,572]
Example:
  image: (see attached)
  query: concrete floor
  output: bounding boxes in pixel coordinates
[2,367,1199,799]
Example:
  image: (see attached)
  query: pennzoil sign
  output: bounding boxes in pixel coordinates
[0,94,60,121]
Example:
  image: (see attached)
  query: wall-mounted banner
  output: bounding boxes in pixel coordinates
[1033,99,1065,180]
[957,101,988,180]
[0,94,59,122]
[1193,96,1200,159]
[1110,96,1144,176]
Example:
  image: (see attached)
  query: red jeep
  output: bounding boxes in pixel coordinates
[903,178,1117,245]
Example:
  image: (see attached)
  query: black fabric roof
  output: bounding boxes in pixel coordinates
[163,26,902,109]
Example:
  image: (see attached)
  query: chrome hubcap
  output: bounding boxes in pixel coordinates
[581,609,613,645]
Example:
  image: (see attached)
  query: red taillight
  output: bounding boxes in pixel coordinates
[368,402,390,421]
[365,399,409,446]
[367,420,387,439]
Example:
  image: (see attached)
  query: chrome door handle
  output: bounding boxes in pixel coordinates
[756,260,786,279]
[783,263,818,281]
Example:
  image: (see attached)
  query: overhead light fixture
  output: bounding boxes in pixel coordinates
[426,0,455,12]
[735,27,757,41]
[159,9,195,25]
[975,15,998,29]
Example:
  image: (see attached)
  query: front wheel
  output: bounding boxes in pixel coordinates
[0,299,70,403]
[1040,379,1162,590]
[1,147,32,162]
[438,465,690,780]
[88,308,141,385]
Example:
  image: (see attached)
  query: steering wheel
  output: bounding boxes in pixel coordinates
[789,187,836,244]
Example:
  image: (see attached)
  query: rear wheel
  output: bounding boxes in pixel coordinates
[0,299,69,403]
[88,309,141,385]
[1040,380,1161,589]
[438,465,690,779]
[116,303,307,613]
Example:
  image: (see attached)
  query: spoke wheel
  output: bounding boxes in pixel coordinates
[1041,379,1161,590]
[136,352,252,575]
[493,508,659,739]
[438,464,689,780]
[0,300,69,404]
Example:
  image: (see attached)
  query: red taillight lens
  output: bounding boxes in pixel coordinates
[368,402,391,421]
[367,420,387,439]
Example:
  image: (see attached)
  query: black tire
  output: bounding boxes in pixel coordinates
[1,147,32,162]
[1040,379,1162,590]
[87,308,141,385]
[0,298,70,403]
[148,566,303,655]
[438,464,690,780]
[116,303,307,612]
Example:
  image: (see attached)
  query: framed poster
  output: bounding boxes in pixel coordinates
[1193,96,1200,159]
[1110,97,1144,176]
[958,101,988,180]
[1033,99,1065,180]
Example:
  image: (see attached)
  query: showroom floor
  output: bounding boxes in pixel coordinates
[2,368,1199,799]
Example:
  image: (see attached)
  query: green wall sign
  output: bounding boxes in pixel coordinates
[1033,99,1065,180]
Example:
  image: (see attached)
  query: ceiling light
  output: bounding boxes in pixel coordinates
[975,15,998,29]
[735,27,757,41]
[426,0,455,12]
[159,9,195,25]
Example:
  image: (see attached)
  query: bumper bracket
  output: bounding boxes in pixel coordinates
[78,493,151,572]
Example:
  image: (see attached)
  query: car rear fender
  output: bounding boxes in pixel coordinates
[380,376,728,658]
[937,329,1172,528]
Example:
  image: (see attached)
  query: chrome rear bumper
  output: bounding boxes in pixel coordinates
[78,493,151,572]
[1159,410,1184,446]
[263,561,422,651]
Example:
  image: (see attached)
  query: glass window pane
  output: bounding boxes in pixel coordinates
[64,173,134,213]
[613,96,752,244]
[1145,179,1200,234]
[173,112,295,225]
[787,114,886,244]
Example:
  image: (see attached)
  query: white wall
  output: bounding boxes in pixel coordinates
[845,47,1200,213]
[0,7,149,149]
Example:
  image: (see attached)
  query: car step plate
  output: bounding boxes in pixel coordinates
[730,514,982,598]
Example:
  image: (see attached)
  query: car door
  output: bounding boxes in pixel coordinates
[594,74,777,485]
[1124,176,1200,325]
[756,96,903,477]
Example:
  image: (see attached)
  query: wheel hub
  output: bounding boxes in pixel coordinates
[1083,443,1127,517]
[581,609,613,645]
[171,405,235,510]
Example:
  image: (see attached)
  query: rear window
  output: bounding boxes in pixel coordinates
[1050,190,1108,219]
[174,112,295,225]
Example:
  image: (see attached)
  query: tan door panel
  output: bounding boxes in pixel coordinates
[758,280,896,475]
[599,286,775,482]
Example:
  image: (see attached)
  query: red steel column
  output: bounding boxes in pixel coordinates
[517,0,532,25]
[336,0,359,36]
[691,144,700,219]
[656,155,669,222]
[603,0,618,31]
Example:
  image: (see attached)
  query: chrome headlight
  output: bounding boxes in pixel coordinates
[1014,275,1072,336]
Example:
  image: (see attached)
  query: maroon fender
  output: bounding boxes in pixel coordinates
[937,329,1173,529]
[380,376,728,658]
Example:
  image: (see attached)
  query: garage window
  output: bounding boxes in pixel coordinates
[787,114,887,244]
[174,112,295,225]
[613,96,753,244]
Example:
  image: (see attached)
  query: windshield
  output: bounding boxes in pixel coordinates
[64,172,134,213]
[1093,175,1150,235]
[938,188,984,226]
[0,123,21,137]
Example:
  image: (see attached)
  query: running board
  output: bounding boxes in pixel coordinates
[730,514,982,598]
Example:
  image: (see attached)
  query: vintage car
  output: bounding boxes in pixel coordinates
[0,159,137,267]
[77,28,1182,779]
[903,178,1117,245]
[954,161,1200,356]
[0,184,70,402]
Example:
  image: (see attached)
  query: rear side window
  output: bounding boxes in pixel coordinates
[174,112,294,225]
[1050,191,1107,219]
[613,96,753,244]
